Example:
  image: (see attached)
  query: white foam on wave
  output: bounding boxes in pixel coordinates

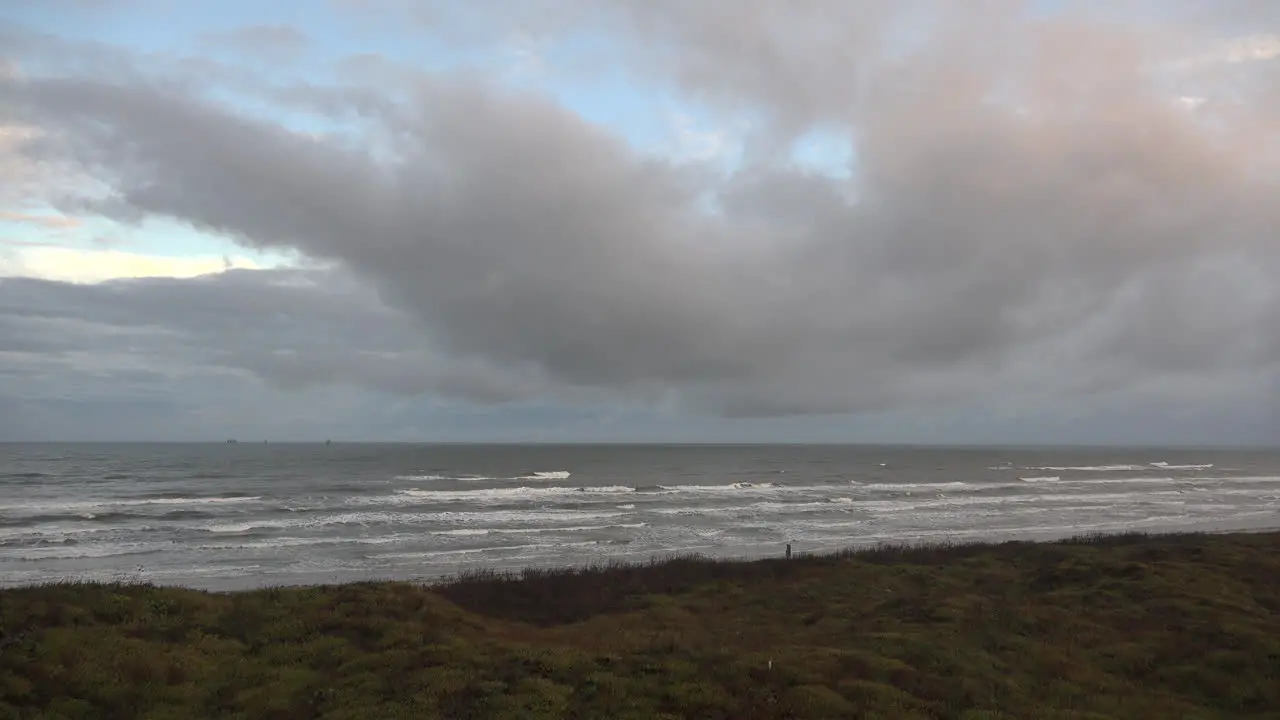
[205,508,629,534]
[1023,476,1180,486]
[5,542,164,561]
[206,519,299,534]
[1,495,263,516]
[396,485,632,503]
[369,481,790,506]
[431,522,646,537]
[517,471,572,480]
[428,509,627,524]
[124,496,261,506]
[394,471,571,482]
[374,540,605,561]
[855,485,1277,515]
[199,533,450,551]
[662,482,780,493]
[751,500,862,514]
[1187,475,1280,484]
[855,481,971,492]
[0,524,136,543]
[1150,462,1214,470]
[1023,465,1146,472]
[652,497,859,519]
[1020,476,1060,483]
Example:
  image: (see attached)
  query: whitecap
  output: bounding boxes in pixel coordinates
[431,522,646,537]
[659,482,780,493]
[515,471,572,480]
[0,495,263,516]
[857,481,970,492]
[1149,462,1214,470]
[396,485,632,503]
[1023,465,1146,472]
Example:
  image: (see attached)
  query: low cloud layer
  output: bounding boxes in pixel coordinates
[1,1,1278,441]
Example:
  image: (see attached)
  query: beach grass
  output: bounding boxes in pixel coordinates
[3,531,1279,718]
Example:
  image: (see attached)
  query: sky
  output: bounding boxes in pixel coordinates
[0,0,1278,444]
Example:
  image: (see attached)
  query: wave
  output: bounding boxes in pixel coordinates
[0,508,220,528]
[651,483,1280,521]
[1149,462,1214,470]
[651,497,861,518]
[663,482,779,492]
[0,524,132,544]
[204,508,630,534]
[855,481,970,492]
[388,481,783,504]
[375,539,609,561]
[1023,465,1147,472]
[1022,476,1180,486]
[199,536,407,550]
[373,545,539,560]
[855,486,1277,514]
[1,472,50,479]
[397,485,633,503]
[1,495,263,517]
[394,470,571,482]
[749,500,863,514]
[430,522,647,537]
[1187,476,1280,484]
[431,528,488,537]
[6,542,165,561]
[125,494,261,506]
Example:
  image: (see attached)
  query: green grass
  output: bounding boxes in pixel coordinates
[3,531,1280,719]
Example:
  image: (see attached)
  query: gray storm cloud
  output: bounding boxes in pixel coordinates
[1,0,1278,420]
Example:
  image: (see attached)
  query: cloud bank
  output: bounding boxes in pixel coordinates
[0,1,1277,441]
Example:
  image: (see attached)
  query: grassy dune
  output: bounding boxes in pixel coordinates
[3,531,1280,719]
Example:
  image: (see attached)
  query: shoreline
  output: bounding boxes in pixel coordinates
[10,517,1280,593]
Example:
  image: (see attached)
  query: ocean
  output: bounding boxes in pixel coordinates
[2,443,1278,590]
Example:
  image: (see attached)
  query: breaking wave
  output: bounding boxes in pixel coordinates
[855,481,970,492]
[1,495,263,517]
[430,522,647,537]
[394,470,572,482]
[1024,465,1148,472]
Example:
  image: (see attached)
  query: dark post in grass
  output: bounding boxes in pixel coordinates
[786,543,792,559]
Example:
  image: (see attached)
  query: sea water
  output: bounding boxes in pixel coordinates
[2,443,1277,589]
